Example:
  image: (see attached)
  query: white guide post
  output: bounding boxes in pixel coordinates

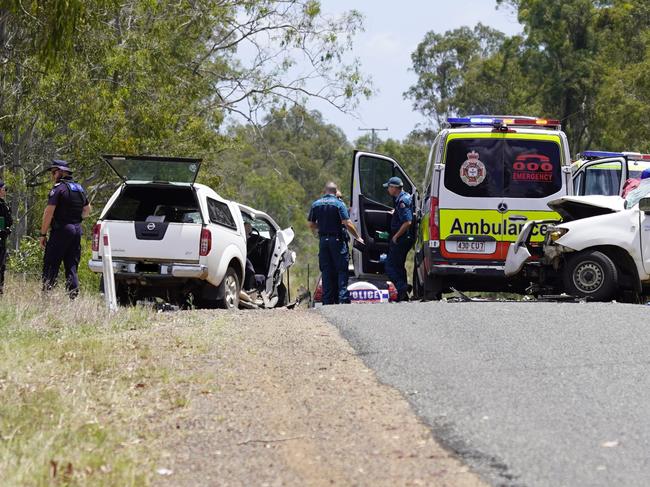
[101,226,118,312]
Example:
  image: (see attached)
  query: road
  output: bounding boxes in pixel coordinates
[320,301,650,487]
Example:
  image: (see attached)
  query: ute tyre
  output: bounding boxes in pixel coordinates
[218,267,241,309]
[423,275,443,301]
[563,250,618,301]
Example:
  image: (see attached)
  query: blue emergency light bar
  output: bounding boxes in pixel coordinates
[580,150,650,160]
[580,150,624,159]
[447,115,562,129]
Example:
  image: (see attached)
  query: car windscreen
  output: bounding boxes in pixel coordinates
[103,155,200,183]
[104,185,201,223]
[444,137,562,198]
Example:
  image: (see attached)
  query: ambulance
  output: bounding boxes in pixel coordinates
[349,116,573,299]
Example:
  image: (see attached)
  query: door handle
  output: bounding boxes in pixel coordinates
[508,215,528,221]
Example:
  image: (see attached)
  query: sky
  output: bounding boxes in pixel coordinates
[307,0,523,142]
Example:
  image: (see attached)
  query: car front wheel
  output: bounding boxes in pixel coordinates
[563,250,618,301]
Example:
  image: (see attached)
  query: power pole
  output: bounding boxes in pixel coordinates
[358,127,388,152]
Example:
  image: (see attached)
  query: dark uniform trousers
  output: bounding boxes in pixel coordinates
[0,239,7,293]
[43,223,82,296]
[319,235,350,305]
[327,228,350,304]
[385,234,412,294]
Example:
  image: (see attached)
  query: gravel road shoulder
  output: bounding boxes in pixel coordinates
[156,308,484,486]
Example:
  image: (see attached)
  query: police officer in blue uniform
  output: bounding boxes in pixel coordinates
[308,182,363,305]
[331,189,351,304]
[39,160,91,298]
[384,176,413,302]
[0,181,12,294]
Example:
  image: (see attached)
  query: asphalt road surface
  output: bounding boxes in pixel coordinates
[320,301,650,487]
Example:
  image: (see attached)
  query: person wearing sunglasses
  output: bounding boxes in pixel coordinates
[39,160,91,298]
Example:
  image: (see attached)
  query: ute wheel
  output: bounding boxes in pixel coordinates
[423,275,443,301]
[218,267,241,309]
[563,250,618,301]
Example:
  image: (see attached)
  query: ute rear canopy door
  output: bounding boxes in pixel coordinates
[102,154,201,184]
[350,151,416,277]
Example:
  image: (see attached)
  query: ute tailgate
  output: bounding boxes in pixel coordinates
[101,220,202,262]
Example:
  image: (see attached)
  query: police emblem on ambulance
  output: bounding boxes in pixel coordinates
[460,151,486,187]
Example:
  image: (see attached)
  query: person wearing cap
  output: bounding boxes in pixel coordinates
[384,176,413,302]
[308,181,363,305]
[39,160,91,298]
[0,181,12,294]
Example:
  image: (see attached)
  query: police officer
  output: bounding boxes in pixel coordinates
[330,189,351,304]
[0,181,12,294]
[308,182,363,305]
[39,160,91,298]
[384,176,413,302]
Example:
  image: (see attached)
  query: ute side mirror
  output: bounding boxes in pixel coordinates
[639,198,650,213]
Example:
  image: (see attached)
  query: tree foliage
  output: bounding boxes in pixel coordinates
[406,0,650,154]
[0,0,371,247]
[405,24,505,127]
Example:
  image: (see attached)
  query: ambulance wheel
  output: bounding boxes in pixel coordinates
[423,275,443,301]
[563,250,618,301]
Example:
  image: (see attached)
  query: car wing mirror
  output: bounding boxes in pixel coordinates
[639,197,650,213]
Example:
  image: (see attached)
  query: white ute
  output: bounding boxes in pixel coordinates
[89,155,294,309]
[505,188,650,301]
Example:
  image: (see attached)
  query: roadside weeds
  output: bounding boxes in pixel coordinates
[0,284,217,486]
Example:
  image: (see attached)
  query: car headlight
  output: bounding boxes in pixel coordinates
[548,227,569,242]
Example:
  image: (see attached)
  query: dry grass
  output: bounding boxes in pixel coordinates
[0,280,224,486]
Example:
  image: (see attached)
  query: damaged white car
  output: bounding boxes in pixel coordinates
[90,154,295,309]
[505,189,650,302]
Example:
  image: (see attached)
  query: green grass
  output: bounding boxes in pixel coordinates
[0,280,223,486]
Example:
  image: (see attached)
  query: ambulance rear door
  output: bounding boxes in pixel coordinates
[350,151,416,278]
